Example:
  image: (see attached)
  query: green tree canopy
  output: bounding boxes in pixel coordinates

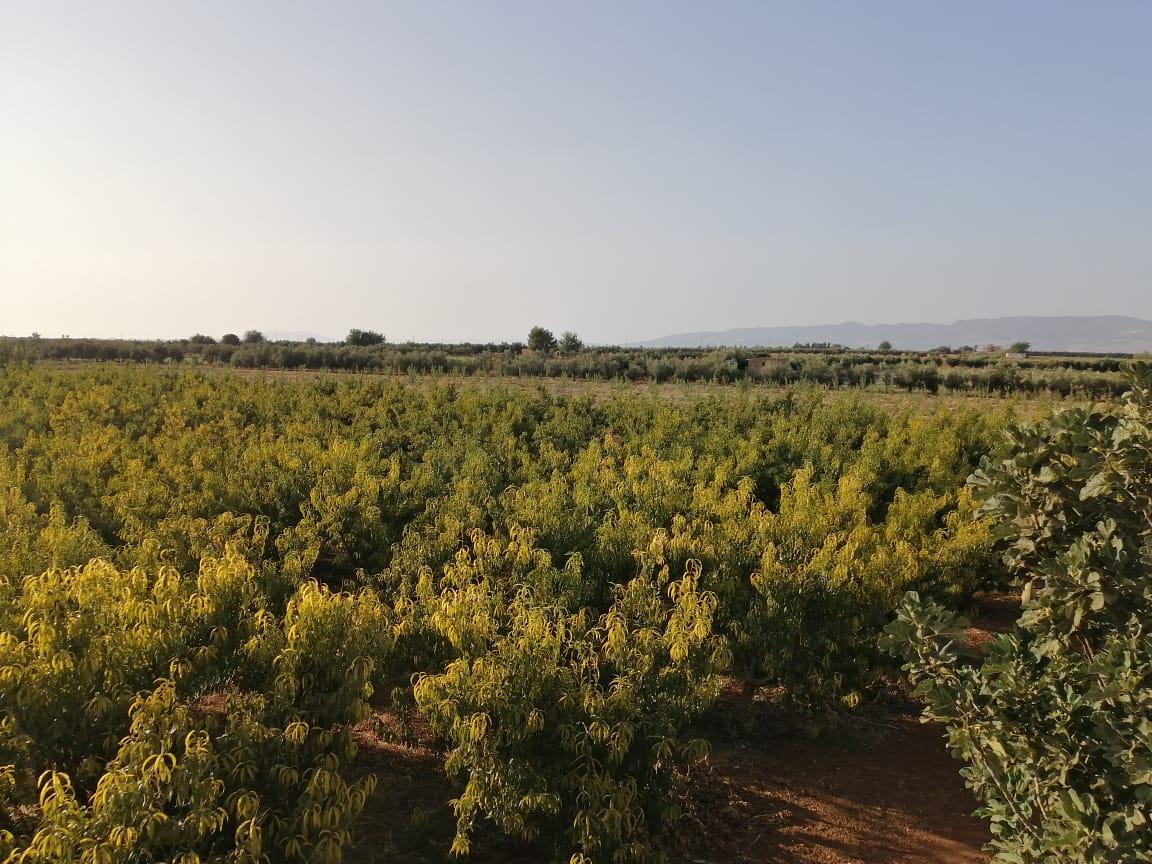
[527,326,557,353]
[346,329,385,346]
[884,363,1152,862]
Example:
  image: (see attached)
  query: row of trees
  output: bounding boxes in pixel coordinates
[876,340,1032,353]
[2,338,1133,397]
[189,327,575,352]
[189,330,266,345]
[189,329,387,346]
[527,326,583,354]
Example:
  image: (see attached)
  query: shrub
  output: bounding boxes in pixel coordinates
[13,682,375,863]
[346,329,384,347]
[883,363,1152,863]
[528,326,558,354]
[2,574,394,862]
[415,566,728,862]
[0,553,264,784]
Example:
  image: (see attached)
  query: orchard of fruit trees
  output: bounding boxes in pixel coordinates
[0,362,1146,863]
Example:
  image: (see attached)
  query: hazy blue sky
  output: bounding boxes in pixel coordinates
[3,1,1150,343]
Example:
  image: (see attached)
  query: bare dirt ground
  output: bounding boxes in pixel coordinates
[703,715,989,864]
[963,590,1021,649]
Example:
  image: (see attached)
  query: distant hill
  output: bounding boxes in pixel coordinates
[641,316,1152,353]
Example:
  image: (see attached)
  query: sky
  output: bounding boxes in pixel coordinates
[2,1,1151,344]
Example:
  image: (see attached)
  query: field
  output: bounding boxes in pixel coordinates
[0,361,1144,863]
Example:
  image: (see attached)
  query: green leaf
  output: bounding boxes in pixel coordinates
[1079,473,1112,500]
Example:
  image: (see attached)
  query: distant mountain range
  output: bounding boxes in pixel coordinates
[641,316,1152,353]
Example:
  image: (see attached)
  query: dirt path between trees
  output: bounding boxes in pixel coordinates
[350,592,1020,863]
[700,715,989,864]
[347,710,990,864]
[685,592,1018,864]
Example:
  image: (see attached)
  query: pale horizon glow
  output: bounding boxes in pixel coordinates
[2,2,1151,343]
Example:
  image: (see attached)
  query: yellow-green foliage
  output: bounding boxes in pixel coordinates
[416,568,727,863]
[247,580,396,728]
[1,565,392,862]
[0,365,1014,861]
[12,682,375,864]
[0,455,108,593]
[736,470,993,705]
[0,553,264,782]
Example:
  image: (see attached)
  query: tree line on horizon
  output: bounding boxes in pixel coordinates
[0,329,1138,398]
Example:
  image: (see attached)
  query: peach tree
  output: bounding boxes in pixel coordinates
[415,563,728,863]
